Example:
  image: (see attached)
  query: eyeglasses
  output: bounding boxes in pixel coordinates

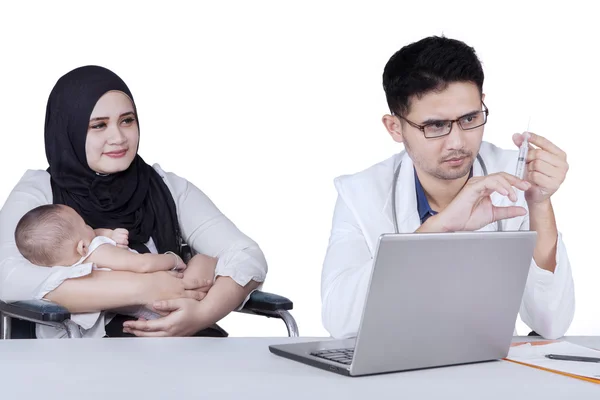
[394,102,489,139]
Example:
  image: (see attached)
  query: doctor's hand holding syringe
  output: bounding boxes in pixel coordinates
[417,130,569,273]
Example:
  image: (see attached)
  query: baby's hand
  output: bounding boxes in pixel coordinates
[112,228,129,248]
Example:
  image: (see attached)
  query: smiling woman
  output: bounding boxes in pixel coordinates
[0,65,268,339]
[85,94,139,175]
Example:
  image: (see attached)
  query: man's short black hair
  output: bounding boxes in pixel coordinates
[383,36,484,116]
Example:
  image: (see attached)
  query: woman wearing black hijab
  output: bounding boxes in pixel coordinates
[45,66,182,256]
[0,66,267,338]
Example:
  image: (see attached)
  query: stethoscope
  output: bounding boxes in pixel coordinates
[391,151,504,234]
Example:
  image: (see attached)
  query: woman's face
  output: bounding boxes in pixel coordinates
[85,91,139,174]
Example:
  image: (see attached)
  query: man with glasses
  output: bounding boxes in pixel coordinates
[320,36,574,340]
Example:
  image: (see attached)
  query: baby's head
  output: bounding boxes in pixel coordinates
[15,205,96,266]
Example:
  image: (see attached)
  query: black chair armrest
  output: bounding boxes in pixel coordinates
[242,290,293,312]
[0,300,71,323]
[1,292,292,325]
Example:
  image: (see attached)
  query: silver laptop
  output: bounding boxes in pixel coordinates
[269,231,537,377]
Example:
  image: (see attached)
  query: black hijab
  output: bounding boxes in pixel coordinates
[45,65,182,255]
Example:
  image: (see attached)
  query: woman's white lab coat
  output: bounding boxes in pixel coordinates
[321,141,575,340]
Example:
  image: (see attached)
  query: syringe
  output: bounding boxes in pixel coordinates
[514,118,531,180]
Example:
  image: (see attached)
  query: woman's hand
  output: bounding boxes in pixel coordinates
[123,298,207,337]
[140,270,207,305]
[125,276,261,337]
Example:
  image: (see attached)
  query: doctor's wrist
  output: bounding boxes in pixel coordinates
[527,198,553,214]
[415,214,452,233]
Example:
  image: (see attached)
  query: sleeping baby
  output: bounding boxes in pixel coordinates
[14,204,215,337]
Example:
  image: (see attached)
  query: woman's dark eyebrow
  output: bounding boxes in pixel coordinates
[89,116,108,122]
[89,111,135,122]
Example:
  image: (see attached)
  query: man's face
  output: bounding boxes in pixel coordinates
[395,82,485,181]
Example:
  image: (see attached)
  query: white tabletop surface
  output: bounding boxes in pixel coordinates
[1,336,599,399]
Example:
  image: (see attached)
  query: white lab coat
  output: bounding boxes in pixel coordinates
[321,141,575,340]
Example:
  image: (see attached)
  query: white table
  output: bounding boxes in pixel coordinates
[1,336,598,399]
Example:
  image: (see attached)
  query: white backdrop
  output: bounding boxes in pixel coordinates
[0,1,597,337]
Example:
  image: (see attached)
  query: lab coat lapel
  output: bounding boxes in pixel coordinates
[335,151,420,254]
[335,154,399,254]
[382,151,420,234]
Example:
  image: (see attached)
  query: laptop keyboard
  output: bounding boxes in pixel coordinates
[311,348,354,365]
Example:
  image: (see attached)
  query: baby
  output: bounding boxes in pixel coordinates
[14,204,215,326]
[15,204,190,274]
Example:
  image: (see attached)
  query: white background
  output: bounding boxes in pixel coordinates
[0,1,597,337]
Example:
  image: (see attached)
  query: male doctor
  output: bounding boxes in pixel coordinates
[321,36,574,340]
